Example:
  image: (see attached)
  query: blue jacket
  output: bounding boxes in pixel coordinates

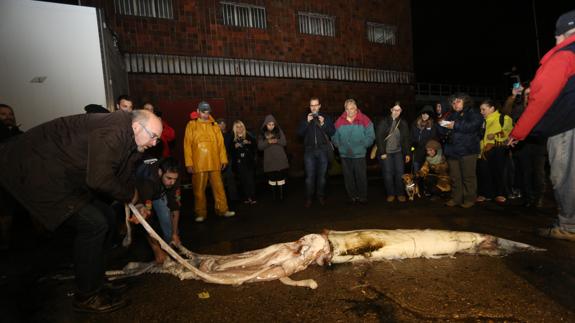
[439,107,483,158]
[332,110,375,158]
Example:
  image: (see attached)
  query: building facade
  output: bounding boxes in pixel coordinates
[86,0,414,171]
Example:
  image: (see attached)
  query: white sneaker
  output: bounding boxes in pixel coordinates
[194,216,205,222]
[222,211,236,217]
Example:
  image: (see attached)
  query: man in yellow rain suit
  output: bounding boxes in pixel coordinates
[184,101,236,222]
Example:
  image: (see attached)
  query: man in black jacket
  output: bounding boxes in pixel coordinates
[297,97,335,207]
[0,109,162,313]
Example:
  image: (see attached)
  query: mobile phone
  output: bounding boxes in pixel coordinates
[512,82,521,89]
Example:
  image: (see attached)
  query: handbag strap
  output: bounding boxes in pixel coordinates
[383,118,401,142]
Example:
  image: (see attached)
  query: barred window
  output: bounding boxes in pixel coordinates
[298,12,335,37]
[221,2,266,29]
[367,22,397,45]
[114,0,174,19]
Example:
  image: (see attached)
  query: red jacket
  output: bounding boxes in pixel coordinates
[160,119,175,158]
[510,34,575,140]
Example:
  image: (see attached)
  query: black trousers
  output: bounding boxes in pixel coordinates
[477,147,507,198]
[64,199,116,296]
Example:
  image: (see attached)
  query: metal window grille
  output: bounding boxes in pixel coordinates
[124,53,412,84]
[221,2,266,28]
[298,12,335,37]
[367,22,397,45]
[114,0,174,19]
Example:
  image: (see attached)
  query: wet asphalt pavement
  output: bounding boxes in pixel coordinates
[1,176,575,322]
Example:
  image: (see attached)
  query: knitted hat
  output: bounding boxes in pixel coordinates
[425,139,442,151]
[556,9,575,36]
[419,105,434,115]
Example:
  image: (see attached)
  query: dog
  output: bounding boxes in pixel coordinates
[402,174,421,201]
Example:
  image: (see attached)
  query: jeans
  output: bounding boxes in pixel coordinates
[341,157,368,201]
[304,149,329,199]
[65,199,115,296]
[547,128,575,232]
[153,195,172,241]
[380,152,404,196]
[447,154,477,205]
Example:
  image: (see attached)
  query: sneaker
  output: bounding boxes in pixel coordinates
[537,227,575,242]
[494,196,507,203]
[445,200,457,207]
[222,211,236,217]
[357,199,368,205]
[397,196,406,202]
[249,199,257,205]
[194,216,206,223]
[386,196,396,202]
[476,196,487,203]
[461,202,475,208]
[73,291,128,313]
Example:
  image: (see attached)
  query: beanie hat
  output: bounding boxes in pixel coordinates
[198,101,211,113]
[425,139,442,151]
[419,105,434,115]
[555,9,575,36]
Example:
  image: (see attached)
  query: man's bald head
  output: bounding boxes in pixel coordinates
[131,110,163,152]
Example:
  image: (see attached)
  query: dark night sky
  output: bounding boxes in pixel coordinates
[411,1,574,86]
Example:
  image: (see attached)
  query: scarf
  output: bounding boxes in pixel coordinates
[426,149,443,165]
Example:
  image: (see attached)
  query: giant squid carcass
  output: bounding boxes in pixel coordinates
[106,205,544,289]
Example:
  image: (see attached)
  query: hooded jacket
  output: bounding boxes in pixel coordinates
[0,111,141,231]
[410,106,437,165]
[510,34,575,140]
[257,115,289,172]
[439,106,483,158]
[183,114,228,173]
[332,110,375,158]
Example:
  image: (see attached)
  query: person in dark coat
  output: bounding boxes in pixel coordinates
[257,115,289,200]
[376,104,410,202]
[297,97,335,207]
[0,110,163,313]
[0,104,23,249]
[231,120,258,204]
[411,105,437,172]
[437,93,483,208]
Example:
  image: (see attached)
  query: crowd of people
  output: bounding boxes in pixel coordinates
[0,8,573,315]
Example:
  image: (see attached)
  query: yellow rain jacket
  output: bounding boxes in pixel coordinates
[480,111,513,156]
[183,115,228,173]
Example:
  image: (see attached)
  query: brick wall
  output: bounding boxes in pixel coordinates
[84,0,415,172]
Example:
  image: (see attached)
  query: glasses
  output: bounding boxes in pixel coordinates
[139,122,160,141]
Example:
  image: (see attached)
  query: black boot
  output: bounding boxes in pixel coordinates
[268,181,277,200]
[278,185,284,201]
